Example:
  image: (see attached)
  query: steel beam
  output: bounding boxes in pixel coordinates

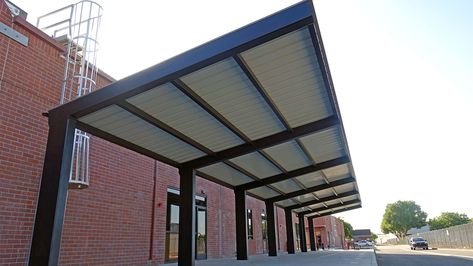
[307,217,316,251]
[285,190,358,210]
[234,189,248,260]
[298,215,307,252]
[265,201,278,256]
[298,199,361,216]
[268,176,355,203]
[182,116,339,169]
[178,168,196,266]
[29,115,76,266]
[236,156,349,191]
[305,205,362,219]
[284,209,295,254]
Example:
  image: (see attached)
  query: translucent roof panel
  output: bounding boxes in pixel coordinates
[271,179,302,194]
[241,28,332,128]
[299,126,346,163]
[181,58,285,140]
[79,105,205,162]
[323,163,352,182]
[295,171,325,188]
[262,140,312,171]
[248,186,281,199]
[198,162,254,186]
[229,151,281,178]
[127,83,244,152]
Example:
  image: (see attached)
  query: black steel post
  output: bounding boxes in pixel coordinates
[178,167,196,266]
[265,201,277,256]
[29,115,76,266]
[284,209,295,254]
[298,215,307,252]
[234,189,248,260]
[308,217,316,251]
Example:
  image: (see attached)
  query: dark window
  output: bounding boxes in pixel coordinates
[295,222,300,250]
[247,209,253,239]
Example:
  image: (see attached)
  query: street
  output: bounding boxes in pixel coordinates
[376,245,473,266]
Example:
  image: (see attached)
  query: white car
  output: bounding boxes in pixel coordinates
[355,240,372,248]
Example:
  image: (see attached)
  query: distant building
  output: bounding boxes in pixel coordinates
[352,229,372,241]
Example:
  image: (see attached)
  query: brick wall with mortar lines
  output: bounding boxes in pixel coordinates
[0,1,295,264]
[0,1,66,264]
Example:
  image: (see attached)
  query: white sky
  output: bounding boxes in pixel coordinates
[14,0,473,233]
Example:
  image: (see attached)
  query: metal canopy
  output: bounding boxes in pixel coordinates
[48,0,361,215]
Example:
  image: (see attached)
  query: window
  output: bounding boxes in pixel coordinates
[295,222,300,250]
[247,209,253,239]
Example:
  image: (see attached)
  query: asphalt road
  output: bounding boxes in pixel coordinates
[376,245,473,266]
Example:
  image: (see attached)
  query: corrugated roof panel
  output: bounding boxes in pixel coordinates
[313,188,334,199]
[325,202,361,213]
[198,163,254,186]
[295,171,325,188]
[333,183,356,194]
[277,199,298,208]
[323,163,351,182]
[181,58,285,140]
[293,193,317,203]
[127,83,244,152]
[248,186,280,199]
[299,127,346,163]
[229,152,281,178]
[241,28,332,128]
[271,179,302,194]
[307,202,325,210]
[262,140,311,171]
[79,105,205,162]
[340,195,359,203]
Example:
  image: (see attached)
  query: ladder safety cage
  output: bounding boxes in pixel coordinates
[37,0,103,189]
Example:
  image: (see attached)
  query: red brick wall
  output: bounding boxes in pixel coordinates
[0,2,65,264]
[1,2,293,265]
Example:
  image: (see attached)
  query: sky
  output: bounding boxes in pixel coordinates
[13,0,473,234]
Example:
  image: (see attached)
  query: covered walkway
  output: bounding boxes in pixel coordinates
[29,1,361,265]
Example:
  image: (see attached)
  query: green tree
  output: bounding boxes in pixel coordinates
[371,233,378,241]
[428,212,470,230]
[381,200,427,239]
[338,217,353,239]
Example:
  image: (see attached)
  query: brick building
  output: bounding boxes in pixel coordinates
[0,1,360,265]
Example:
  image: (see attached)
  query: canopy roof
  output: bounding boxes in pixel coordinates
[50,0,361,217]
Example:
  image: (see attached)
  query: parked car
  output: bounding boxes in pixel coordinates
[355,240,372,249]
[410,237,428,250]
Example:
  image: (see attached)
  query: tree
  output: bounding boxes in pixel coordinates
[338,217,353,239]
[371,233,378,241]
[381,200,427,239]
[428,212,471,230]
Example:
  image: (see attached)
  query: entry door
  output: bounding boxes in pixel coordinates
[195,206,207,260]
[261,213,268,253]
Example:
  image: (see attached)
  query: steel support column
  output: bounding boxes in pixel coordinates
[298,215,307,252]
[307,217,316,251]
[265,201,277,256]
[234,189,248,260]
[29,115,76,266]
[178,167,196,266]
[284,209,295,254]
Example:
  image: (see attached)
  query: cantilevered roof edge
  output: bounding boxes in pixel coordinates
[48,0,315,119]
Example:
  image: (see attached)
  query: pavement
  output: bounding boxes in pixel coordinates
[168,249,378,266]
[375,245,473,266]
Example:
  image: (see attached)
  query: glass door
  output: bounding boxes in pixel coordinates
[195,207,207,260]
[261,212,268,253]
[165,194,180,262]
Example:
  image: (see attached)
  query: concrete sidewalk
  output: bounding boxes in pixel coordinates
[168,249,378,266]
